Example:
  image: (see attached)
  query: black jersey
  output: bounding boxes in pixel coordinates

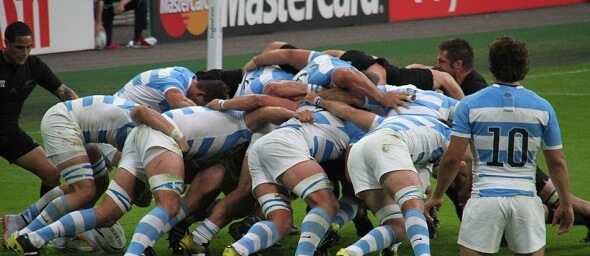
[461,70,488,96]
[0,54,62,133]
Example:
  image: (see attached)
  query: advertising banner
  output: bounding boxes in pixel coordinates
[151,0,389,43]
[388,0,586,21]
[1,0,93,55]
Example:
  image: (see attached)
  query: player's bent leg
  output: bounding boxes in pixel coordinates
[340,190,405,256]
[226,184,290,256]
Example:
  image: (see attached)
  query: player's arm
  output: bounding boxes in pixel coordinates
[243,107,314,132]
[323,49,346,58]
[244,49,311,71]
[544,149,574,234]
[405,63,433,69]
[318,88,364,107]
[164,88,197,109]
[130,105,189,152]
[305,92,376,133]
[263,80,313,100]
[53,84,79,101]
[431,70,465,100]
[207,94,300,112]
[425,135,470,219]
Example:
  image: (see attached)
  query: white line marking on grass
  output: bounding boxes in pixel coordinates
[527,69,590,78]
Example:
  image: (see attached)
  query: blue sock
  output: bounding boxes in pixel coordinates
[28,208,97,249]
[232,221,279,256]
[21,196,70,234]
[405,209,430,256]
[333,196,358,227]
[345,225,395,255]
[126,206,170,255]
[295,207,331,256]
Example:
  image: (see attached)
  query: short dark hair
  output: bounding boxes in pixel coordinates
[488,36,529,83]
[438,38,474,70]
[4,21,32,43]
[198,80,230,102]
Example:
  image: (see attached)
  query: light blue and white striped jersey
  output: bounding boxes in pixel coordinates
[163,106,252,162]
[234,66,295,97]
[65,95,139,151]
[276,104,365,163]
[452,84,563,197]
[292,51,356,92]
[364,84,459,121]
[114,66,195,113]
[370,115,452,166]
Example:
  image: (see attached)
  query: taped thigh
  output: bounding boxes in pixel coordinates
[393,186,426,207]
[148,173,184,195]
[61,163,94,185]
[291,173,333,200]
[375,204,403,225]
[258,193,292,218]
[105,180,133,213]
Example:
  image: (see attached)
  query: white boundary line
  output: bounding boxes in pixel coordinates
[527,68,590,78]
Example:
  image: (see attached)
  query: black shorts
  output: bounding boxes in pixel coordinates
[0,129,39,163]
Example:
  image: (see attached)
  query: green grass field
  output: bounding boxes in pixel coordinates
[1,22,590,255]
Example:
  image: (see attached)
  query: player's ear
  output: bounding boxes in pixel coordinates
[453,60,463,69]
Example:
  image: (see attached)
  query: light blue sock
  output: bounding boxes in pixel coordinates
[21,187,65,224]
[333,196,358,227]
[21,196,70,234]
[405,209,430,256]
[231,221,279,256]
[345,225,395,255]
[27,208,97,249]
[126,206,170,255]
[295,207,331,256]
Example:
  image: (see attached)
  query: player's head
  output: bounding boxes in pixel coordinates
[436,38,475,76]
[488,36,529,83]
[188,79,230,106]
[3,21,33,65]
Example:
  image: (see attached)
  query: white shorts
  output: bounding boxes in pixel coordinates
[458,196,545,254]
[118,125,182,183]
[248,127,313,190]
[40,104,87,164]
[347,129,416,194]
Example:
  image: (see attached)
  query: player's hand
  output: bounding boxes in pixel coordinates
[424,197,444,222]
[176,135,190,153]
[295,109,314,123]
[382,91,413,114]
[243,56,260,71]
[206,99,222,110]
[304,92,320,105]
[552,204,574,235]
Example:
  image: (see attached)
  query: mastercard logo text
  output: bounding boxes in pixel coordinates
[158,0,209,38]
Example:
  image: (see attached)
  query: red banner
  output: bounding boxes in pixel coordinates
[389,0,586,21]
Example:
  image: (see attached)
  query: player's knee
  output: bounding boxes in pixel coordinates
[394,186,426,209]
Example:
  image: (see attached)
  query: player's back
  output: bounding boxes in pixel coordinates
[234,66,294,97]
[163,106,251,161]
[115,66,194,112]
[65,95,138,150]
[454,84,561,197]
[373,115,451,165]
[277,104,364,163]
[293,51,354,88]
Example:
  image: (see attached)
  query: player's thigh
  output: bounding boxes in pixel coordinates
[458,197,507,254]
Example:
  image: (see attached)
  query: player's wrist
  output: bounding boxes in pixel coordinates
[170,127,184,142]
[218,99,226,110]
